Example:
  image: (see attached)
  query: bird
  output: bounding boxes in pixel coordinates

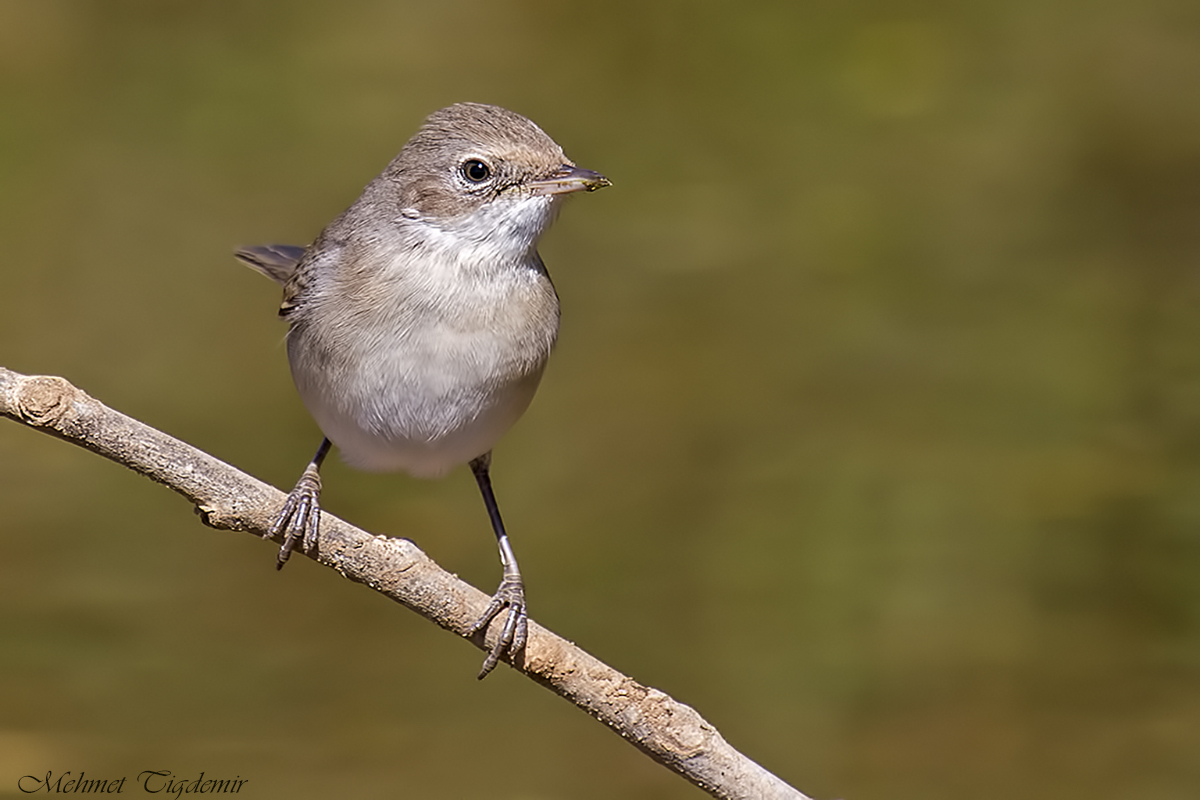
[236,102,609,678]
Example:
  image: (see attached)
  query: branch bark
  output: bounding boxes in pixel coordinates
[0,366,810,800]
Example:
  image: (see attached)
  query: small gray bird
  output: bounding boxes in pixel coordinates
[237,102,609,678]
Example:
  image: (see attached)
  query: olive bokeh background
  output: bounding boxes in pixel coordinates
[2,2,1199,798]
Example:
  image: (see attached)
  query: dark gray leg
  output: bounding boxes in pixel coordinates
[467,452,528,679]
[270,438,332,570]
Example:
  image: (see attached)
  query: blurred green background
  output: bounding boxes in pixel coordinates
[2,1,1199,798]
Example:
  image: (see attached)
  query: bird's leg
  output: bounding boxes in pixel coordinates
[269,438,332,570]
[467,452,528,679]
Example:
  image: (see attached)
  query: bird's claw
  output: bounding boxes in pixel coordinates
[269,463,322,569]
[469,576,527,679]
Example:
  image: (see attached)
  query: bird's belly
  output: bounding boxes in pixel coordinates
[288,326,549,478]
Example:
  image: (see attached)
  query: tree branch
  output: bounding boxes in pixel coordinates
[0,366,809,800]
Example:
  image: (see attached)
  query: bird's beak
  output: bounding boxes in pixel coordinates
[527,164,612,196]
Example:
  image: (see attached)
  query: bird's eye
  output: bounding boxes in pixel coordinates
[461,159,492,183]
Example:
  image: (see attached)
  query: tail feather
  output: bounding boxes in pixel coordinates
[235,244,307,285]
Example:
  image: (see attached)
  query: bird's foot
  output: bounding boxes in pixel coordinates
[468,575,527,679]
[269,463,322,570]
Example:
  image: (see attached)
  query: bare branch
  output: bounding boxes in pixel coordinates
[0,366,810,800]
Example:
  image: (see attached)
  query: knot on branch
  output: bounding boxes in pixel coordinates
[642,689,710,757]
[14,375,78,427]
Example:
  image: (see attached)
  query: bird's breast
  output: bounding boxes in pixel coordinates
[286,251,560,476]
